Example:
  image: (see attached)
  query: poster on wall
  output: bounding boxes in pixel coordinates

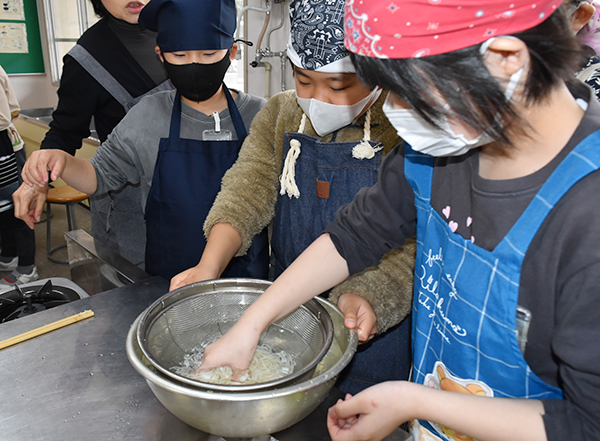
[0,22,28,53]
[0,0,25,21]
[0,0,44,73]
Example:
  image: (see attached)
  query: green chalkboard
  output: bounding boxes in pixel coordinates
[0,0,45,74]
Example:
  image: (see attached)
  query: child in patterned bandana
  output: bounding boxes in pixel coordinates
[195,1,600,440]
[171,0,416,395]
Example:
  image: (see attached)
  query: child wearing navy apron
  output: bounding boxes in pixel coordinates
[20,0,268,282]
[171,0,417,395]
[196,1,600,440]
[13,0,172,268]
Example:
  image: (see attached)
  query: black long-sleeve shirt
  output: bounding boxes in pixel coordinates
[41,15,167,152]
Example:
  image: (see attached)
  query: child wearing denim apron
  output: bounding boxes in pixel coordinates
[171,0,417,395]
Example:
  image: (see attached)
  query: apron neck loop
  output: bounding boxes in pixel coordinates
[279,113,308,199]
[352,108,382,160]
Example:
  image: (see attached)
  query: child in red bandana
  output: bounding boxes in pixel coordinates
[195,1,600,440]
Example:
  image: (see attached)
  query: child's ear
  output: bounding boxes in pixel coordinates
[483,37,528,78]
[230,42,239,61]
[155,46,164,62]
[572,3,595,31]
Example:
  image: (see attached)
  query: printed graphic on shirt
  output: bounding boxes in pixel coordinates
[410,420,444,441]
[418,362,493,441]
[440,204,475,243]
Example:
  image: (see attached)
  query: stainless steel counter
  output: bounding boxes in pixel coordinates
[0,278,409,440]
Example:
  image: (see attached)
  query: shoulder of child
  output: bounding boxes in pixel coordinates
[239,91,267,108]
[250,90,299,120]
[129,90,174,116]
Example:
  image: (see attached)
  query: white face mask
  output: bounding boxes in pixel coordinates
[383,38,523,157]
[296,88,382,136]
[382,98,496,157]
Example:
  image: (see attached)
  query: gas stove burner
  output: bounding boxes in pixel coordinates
[0,278,87,322]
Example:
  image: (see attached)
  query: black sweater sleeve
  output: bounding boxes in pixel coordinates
[41,18,163,155]
[41,54,124,155]
[325,144,417,275]
[521,172,600,441]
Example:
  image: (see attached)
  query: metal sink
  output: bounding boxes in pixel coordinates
[20,107,99,141]
[66,229,151,295]
[20,107,56,118]
[20,107,55,125]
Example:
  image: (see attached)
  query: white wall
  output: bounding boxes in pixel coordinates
[8,0,294,110]
[9,74,58,110]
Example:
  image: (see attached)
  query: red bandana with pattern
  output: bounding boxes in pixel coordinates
[344,0,563,58]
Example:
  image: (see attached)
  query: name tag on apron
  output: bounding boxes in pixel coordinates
[203,111,232,141]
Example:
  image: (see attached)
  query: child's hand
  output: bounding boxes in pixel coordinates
[12,182,49,229]
[169,264,219,291]
[337,293,377,343]
[192,323,260,382]
[327,382,407,441]
[22,149,69,187]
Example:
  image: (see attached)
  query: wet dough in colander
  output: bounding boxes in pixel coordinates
[171,344,295,385]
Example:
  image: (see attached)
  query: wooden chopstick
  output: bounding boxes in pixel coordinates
[0,310,95,350]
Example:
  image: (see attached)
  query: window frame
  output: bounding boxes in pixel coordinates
[43,0,94,84]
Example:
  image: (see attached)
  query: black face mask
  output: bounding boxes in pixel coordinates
[162,50,231,102]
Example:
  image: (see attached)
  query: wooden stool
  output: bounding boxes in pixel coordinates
[46,186,89,264]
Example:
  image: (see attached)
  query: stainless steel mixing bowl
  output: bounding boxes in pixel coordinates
[126,280,358,438]
[136,278,334,391]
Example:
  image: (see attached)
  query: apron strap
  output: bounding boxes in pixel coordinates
[404,144,434,206]
[223,85,248,140]
[68,44,173,112]
[496,129,600,262]
[168,91,183,140]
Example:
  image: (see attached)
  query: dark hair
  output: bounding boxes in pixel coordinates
[351,6,581,146]
[89,0,108,18]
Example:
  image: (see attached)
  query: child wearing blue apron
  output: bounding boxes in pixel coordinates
[20,0,268,282]
[171,0,417,395]
[195,1,600,440]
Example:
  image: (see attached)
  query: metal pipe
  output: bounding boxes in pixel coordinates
[246,0,288,95]
[236,1,272,40]
[254,5,271,66]
[280,52,287,91]
[263,62,272,99]
[266,2,285,50]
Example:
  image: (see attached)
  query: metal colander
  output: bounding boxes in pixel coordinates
[136,278,334,392]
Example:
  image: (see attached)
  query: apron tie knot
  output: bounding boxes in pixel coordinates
[279,114,307,199]
[352,108,382,160]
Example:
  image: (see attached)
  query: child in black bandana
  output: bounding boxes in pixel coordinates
[17,0,269,282]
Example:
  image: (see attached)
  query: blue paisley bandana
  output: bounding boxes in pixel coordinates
[287,0,355,73]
